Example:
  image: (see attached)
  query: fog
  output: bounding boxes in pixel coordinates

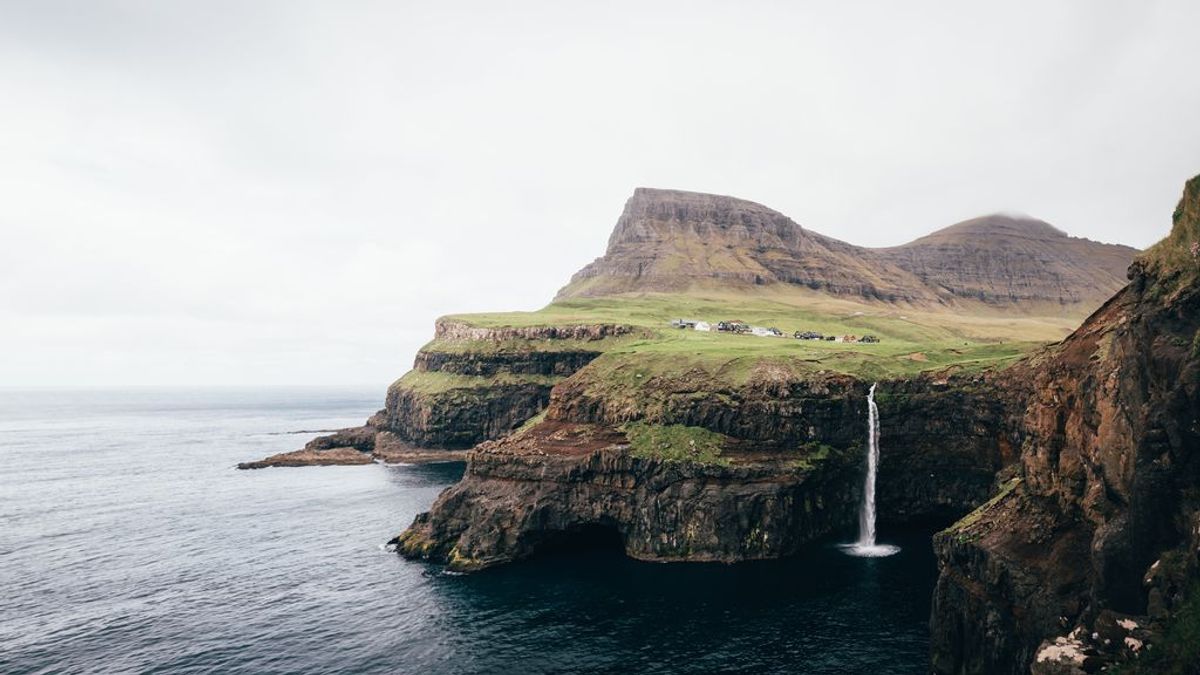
[2,1,1197,386]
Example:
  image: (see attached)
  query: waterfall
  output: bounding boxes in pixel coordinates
[858,383,880,546]
[844,383,900,557]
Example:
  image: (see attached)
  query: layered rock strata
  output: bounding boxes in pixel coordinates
[236,322,629,468]
[558,188,1136,311]
[393,367,1029,571]
[929,176,1200,674]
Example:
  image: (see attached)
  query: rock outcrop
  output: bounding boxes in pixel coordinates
[237,322,628,468]
[393,421,863,570]
[929,175,1200,674]
[392,363,1030,571]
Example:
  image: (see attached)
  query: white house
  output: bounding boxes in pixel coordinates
[694,321,712,332]
[750,326,772,337]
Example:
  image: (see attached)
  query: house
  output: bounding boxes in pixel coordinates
[718,321,750,333]
[860,334,880,344]
[750,326,772,337]
[794,331,824,340]
[670,319,698,329]
[694,321,712,332]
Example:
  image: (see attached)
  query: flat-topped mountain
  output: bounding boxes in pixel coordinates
[558,188,1138,313]
[557,188,939,303]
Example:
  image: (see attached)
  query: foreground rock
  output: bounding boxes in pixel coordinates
[237,417,465,469]
[237,446,374,470]
[930,175,1200,674]
[392,421,861,571]
[393,366,1029,571]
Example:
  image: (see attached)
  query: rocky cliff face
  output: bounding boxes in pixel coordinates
[392,361,1030,571]
[557,188,1137,313]
[393,422,863,570]
[929,176,1200,674]
[237,321,630,468]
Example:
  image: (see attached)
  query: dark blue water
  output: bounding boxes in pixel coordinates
[0,388,938,674]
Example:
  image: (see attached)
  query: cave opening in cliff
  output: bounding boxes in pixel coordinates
[530,523,625,559]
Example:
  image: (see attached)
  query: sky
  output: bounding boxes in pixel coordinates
[1,1,1198,387]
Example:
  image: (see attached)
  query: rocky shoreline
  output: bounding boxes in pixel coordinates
[236,177,1200,673]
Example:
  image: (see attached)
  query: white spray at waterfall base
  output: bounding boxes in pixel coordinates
[843,383,900,558]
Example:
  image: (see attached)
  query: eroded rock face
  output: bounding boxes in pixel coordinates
[550,365,1028,523]
[392,422,862,571]
[236,324,621,467]
[929,176,1200,674]
[392,366,1029,570]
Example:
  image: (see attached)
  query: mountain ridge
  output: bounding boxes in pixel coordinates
[558,187,1138,313]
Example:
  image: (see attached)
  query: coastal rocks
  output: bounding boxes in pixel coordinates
[236,416,467,469]
[393,361,1030,570]
[413,349,601,377]
[237,323,621,468]
[236,445,374,470]
[392,421,861,571]
[929,175,1200,674]
[382,379,552,449]
[548,359,1027,523]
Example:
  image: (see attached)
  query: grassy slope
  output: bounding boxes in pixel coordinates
[393,370,563,394]
[432,288,1083,379]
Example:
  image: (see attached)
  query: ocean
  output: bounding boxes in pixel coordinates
[0,388,938,674]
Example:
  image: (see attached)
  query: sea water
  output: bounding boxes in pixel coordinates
[0,388,937,674]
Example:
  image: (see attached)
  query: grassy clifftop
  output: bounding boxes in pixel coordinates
[433,290,1072,380]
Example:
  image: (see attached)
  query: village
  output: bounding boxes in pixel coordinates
[669,318,881,344]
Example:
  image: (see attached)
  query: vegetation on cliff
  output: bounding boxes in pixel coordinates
[622,421,729,466]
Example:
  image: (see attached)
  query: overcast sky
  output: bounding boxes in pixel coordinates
[2,1,1198,387]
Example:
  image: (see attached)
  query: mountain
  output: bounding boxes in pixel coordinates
[558,188,1138,314]
[557,188,940,303]
[880,214,1137,306]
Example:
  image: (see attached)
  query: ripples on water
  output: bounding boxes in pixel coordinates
[0,388,938,674]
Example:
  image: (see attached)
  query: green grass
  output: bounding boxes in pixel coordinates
[623,421,730,466]
[791,442,836,471]
[1108,580,1200,675]
[940,477,1021,539]
[434,292,1062,380]
[391,370,563,395]
[1140,174,1200,294]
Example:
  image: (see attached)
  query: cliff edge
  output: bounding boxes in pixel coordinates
[930,175,1200,674]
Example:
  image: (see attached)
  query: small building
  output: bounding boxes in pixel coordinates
[694,321,712,332]
[670,319,698,330]
[860,334,881,344]
[750,326,773,337]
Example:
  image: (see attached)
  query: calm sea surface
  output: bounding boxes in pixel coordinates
[0,388,938,674]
